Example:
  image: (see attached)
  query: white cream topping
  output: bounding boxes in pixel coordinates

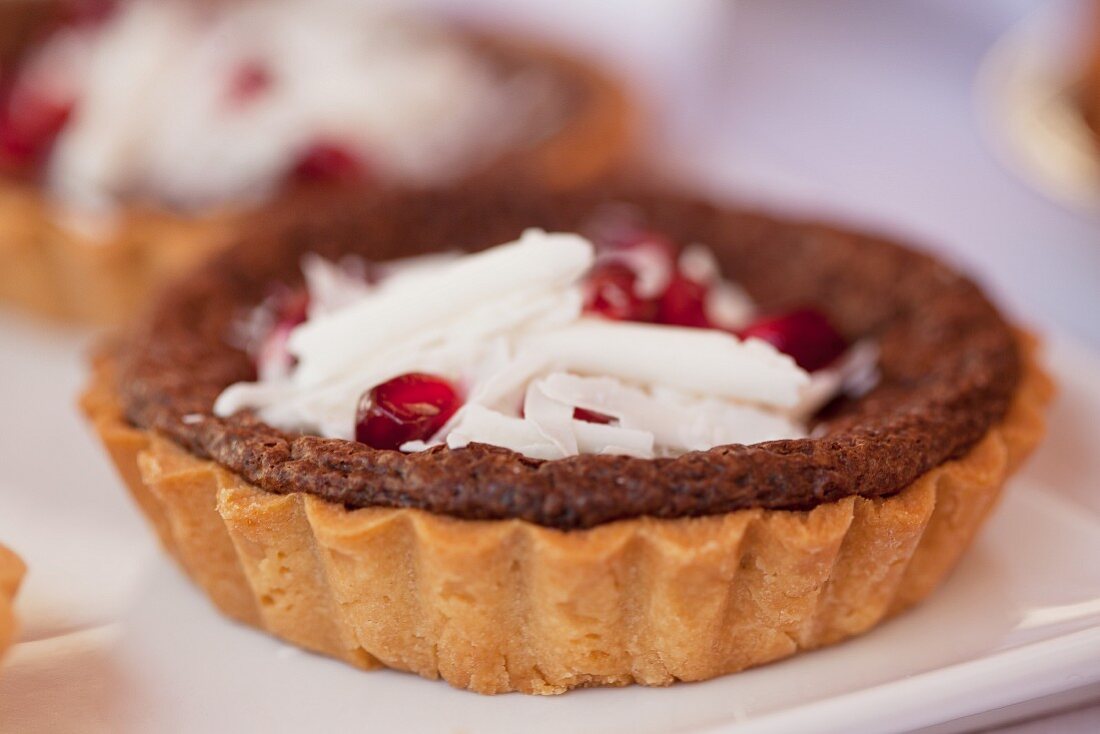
[287,230,594,388]
[215,231,875,459]
[25,0,537,217]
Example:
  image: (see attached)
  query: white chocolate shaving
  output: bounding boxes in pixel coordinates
[446,405,654,459]
[519,318,808,409]
[301,254,371,317]
[794,340,880,419]
[536,373,803,453]
[288,230,593,388]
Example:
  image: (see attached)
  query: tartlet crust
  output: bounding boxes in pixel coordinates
[0,32,633,326]
[81,337,1050,694]
[0,544,25,661]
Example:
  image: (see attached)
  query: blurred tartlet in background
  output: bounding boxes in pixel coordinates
[0,544,24,663]
[977,0,1100,213]
[0,0,634,325]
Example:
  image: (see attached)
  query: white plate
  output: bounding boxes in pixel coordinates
[0,311,1099,734]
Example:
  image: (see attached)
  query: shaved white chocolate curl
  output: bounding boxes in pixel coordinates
[288,229,593,388]
[445,405,655,460]
[521,318,808,409]
[534,373,802,453]
[216,230,872,459]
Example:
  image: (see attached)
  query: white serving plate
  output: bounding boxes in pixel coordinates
[0,311,1098,734]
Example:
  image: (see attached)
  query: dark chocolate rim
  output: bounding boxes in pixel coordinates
[113,185,1021,530]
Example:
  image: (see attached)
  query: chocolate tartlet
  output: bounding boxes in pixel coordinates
[83,186,1051,694]
[0,1,633,325]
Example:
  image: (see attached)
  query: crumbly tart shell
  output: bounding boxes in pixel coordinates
[0,40,633,327]
[0,544,26,661]
[82,340,1050,695]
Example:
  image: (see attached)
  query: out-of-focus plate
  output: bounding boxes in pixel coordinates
[977,3,1100,213]
[0,312,1099,734]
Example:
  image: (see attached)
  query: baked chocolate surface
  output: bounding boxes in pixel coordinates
[113,186,1022,530]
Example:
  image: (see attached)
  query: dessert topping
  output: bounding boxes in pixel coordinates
[216,229,874,459]
[654,270,710,328]
[0,83,73,169]
[226,60,273,107]
[739,308,848,372]
[582,262,654,322]
[291,140,366,184]
[253,288,310,381]
[355,372,462,450]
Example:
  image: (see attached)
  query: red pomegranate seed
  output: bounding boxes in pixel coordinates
[355,373,462,450]
[627,232,677,266]
[593,224,677,262]
[602,229,677,285]
[256,322,296,379]
[0,85,73,169]
[291,140,366,184]
[273,288,309,329]
[253,288,309,377]
[582,262,655,321]
[738,308,847,372]
[227,60,273,106]
[573,407,614,424]
[654,271,710,328]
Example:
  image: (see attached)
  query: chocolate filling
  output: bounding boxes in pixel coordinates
[113,185,1021,530]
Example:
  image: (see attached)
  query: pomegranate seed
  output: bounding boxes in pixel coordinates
[256,322,297,380]
[655,271,710,328]
[227,60,273,106]
[291,140,366,184]
[738,308,847,372]
[592,223,677,262]
[573,407,614,424]
[355,373,462,450]
[625,231,677,265]
[0,85,73,169]
[273,288,309,329]
[602,229,677,283]
[582,262,655,321]
[253,288,309,378]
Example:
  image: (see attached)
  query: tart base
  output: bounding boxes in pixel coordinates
[0,544,26,661]
[81,339,1051,694]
